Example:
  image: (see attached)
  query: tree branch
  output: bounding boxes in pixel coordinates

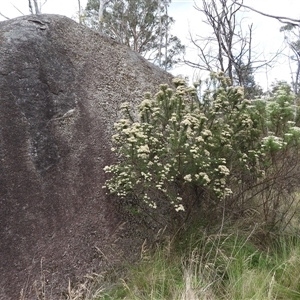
[12,3,25,15]
[0,12,10,20]
[233,0,300,26]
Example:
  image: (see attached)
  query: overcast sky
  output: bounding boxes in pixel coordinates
[1,0,300,90]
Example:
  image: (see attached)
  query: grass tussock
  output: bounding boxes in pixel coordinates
[94,225,300,300]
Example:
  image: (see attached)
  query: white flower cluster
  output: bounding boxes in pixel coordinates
[262,135,286,149]
[137,144,150,159]
[235,86,244,97]
[138,99,154,112]
[173,77,186,87]
[175,204,185,212]
[217,165,230,176]
[114,118,130,130]
[291,126,300,132]
[194,172,211,185]
[184,174,192,182]
[169,113,178,122]
[202,129,212,137]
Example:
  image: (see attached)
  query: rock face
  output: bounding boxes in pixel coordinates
[0,14,172,299]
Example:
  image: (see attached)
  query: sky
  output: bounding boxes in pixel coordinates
[1,0,300,91]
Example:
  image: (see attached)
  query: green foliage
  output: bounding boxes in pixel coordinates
[103,74,300,227]
[251,81,300,155]
[279,24,300,95]
[95,229,300,300]
[84,0,185,70]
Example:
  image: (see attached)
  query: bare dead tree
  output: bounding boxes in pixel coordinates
[33,0,40,14]
[234,0,300,95]
[28,0,40,14]
[28,0,33,14]
[186,0,276,96]
[28,0,47,15]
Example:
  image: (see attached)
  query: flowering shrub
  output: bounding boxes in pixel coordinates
[103,74,300,226]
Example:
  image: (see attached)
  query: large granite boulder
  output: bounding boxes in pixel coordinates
[0,14,172,299]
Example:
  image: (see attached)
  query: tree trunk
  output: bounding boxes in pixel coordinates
[33,0,41,14]
[164,2,168,70]
[158,0,162,67]
[78,0,82,24]
[99,0,110,32]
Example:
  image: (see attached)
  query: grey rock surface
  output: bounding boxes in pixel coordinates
[0,14,172,299]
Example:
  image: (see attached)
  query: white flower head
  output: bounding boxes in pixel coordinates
[202,129,212,137]
[175,204,185,212]
[218,165,230,176]
[199,172,211,184]
[291,126,300,132]
[184,174,192,182]
[148,202,157,209]
[236,86,244,97]
[137,145,150,153]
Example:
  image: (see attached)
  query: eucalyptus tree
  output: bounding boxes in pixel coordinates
[84,0,185,70]
[280,24,300,95]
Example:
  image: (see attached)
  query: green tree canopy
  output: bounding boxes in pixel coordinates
[280,24,300,95]
[84,0,185,70]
